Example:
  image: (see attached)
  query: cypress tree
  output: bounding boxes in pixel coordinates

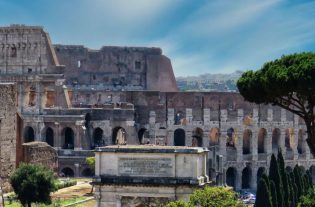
[270,180,278,207]
[277,149,290,207]
[288,174,295,207]
[282,173,291,207]
[255,177,272,207]
[290,172,298,206]
[269,154,283,207]
[294,165,303,199]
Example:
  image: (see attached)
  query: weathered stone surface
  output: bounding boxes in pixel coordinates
[22,141,58,173]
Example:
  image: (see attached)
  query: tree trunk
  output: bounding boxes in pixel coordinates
[27,202,31,207]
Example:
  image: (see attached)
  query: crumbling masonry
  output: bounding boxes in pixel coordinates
[0,25,314,191]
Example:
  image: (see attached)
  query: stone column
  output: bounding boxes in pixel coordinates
[186,108,192,125]
[186,131,192,146]
[219,131,227,162]
[55,122,62,149]
[203,109,210,125]
[237,109,244,124]
[252,130,258,161]
[74,163,80,177]
[280,129,287,156]
[251,167,258,191]
[74,122,82,150]
[235,168,242,191]
[167,130,173,146]
[266,129,272,162]
[305,132,311,160]
[236,130,243,162]
[167,108,174,126]
[35,81,43,114]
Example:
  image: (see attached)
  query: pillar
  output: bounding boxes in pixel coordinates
[74,122,82,150]
[55,122,61,149]
[266,129,272,162]
[251,167,258,191]
[280,129,287,156]
[252,130,258,161]
[293,129,299,160]
[235,168,242,191]
[236,130,243,162]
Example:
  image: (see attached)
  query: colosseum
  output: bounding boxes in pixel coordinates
[0,25,314,192]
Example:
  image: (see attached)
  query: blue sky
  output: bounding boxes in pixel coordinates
[1,0,315,76]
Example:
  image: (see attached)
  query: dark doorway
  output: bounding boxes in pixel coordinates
[46,127,54,147]
[24,126,35,143]
[63,127,74,149]
[174,129,185,146]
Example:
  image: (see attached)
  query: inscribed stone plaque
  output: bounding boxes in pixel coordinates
[118,157,173,176]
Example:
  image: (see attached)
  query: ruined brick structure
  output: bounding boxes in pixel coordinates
[22,142,58,173]
[0,25,314,192]
[0,83,17,192]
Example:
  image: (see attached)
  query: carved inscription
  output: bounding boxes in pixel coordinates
[119,157,173,176]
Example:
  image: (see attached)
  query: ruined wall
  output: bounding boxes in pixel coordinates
[0,25,60,75]
[54,45,178,92]
[0,83,17,192]
[22,141,58,173]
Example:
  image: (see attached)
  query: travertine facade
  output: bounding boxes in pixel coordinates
[0,25,314,193]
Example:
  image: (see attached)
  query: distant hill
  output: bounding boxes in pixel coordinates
[176,71,243,92]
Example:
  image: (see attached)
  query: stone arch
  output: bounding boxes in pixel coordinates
[45,127,54,147]
[297,129,306,154]
[243,129,252,154]
[226,128,236,148]
[24,126,35,143]
[272,128,281,151]
[310,165,315,185]
[257,167,266,185]
[209,128,220,146]
[62,127,74,149]
[242,166,252,189]
[61,167,74,177]
[138,128,148,144]
[226,167,237,189]
[192,127,203,147]
[112,127,126,145]
[81,168,94,177]
[174,128,185,146]
[258,128,267,153]
[285,128,294,150]
[93,127,104,147]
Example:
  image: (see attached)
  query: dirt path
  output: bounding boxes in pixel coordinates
[52,179,93,199]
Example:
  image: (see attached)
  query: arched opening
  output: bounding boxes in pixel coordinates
[226,167,237,189]
[286,166,293,173]
[297,129,306,154]
[138,128,148,144]
[192,128,203,147]
[257,167,266,185]
[45,127,54,147]
[93,127,104,148]
[24,126,35,143]
[81,168,94,177]
[112,127,126,145]
[285,128,294,151]
[174,129,185,146]
[310,165,315,185]
[63,127,74,149]
[258,128,266,153]
[209,128,220,146]
[226,128,236,148]
[242,167,252,189]
[243,129,252,154]
[61,167,74,177]
[272,128,281,152]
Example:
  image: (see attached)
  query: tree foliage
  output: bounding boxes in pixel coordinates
[10,163,56,207]
[86,156,95,173]
[298,188,315,207]
[269,154,283,207]
[237,52,315,156]
[166,187,245,207]
[255,175,272,207]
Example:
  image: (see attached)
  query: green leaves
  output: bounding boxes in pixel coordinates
[166,187,245,207]
[10,163,56,206]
